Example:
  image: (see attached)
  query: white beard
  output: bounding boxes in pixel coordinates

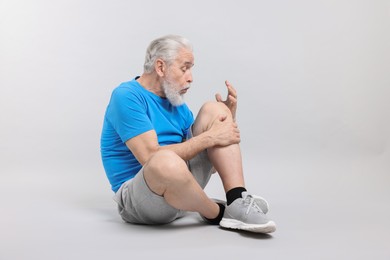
[162,80,186,106]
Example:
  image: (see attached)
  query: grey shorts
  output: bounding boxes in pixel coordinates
[113,131,214,225]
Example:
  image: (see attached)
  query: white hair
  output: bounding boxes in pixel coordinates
[143,35,193,73]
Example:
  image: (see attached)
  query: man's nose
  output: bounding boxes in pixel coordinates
[186,70,193,83]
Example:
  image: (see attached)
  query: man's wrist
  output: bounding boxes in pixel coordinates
[196,131,215,149]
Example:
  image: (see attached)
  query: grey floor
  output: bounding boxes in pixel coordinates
[1,153,389,260]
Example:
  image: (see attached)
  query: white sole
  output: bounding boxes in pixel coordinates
[220,218,276,233]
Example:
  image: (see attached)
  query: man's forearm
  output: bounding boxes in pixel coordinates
[159,131,215,161]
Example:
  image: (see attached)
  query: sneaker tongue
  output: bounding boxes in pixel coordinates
[241,192,253,204]
[241,192,269,214]
[241,191,249,198]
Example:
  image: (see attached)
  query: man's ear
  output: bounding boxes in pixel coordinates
[155,59,166,77]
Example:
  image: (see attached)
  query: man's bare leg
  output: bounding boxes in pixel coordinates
[192,101,245,192]
[142,101,275,232]
[143,150,220,219]
[143,101,245,220]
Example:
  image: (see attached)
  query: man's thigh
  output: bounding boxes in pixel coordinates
[187,149,213,189]
[186,124,215,188]
[114,168,183,225]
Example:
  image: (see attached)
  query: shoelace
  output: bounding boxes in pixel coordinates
[243,194,263,214]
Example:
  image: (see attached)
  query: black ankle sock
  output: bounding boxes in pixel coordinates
[204,203,225,225]
[226,187,247,205]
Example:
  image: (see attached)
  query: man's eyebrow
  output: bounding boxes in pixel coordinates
[184,62,194,67]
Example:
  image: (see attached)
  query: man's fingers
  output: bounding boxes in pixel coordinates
[228,95,237,104]
[216,81,237,104]
[225,80,237,98]
[215,93,222,102]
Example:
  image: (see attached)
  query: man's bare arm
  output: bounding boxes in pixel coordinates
[126,114,240,165]
[125,130,215,165]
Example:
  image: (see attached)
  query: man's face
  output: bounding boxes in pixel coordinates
[162,48,194,106]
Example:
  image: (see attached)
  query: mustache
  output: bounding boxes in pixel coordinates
[180,85,191,94]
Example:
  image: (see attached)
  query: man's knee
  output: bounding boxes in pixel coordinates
[143,150,190,196]
[145,150,187,178]
[199,101,231,118]
[193,101,233,135]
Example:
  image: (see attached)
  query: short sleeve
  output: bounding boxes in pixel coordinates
[106,86,153,143]
[181,104,194,137]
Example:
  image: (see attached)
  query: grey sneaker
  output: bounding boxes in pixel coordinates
[219,192,276,233]
[209,196,270,214]
[253,195,269,214]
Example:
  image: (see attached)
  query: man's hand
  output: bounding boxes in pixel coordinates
[215,80,237,121]
[208,114,240,147]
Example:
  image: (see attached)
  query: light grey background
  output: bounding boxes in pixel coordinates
[1,0,389,259]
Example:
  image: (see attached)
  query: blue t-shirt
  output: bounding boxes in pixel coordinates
[100,78,194,192]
